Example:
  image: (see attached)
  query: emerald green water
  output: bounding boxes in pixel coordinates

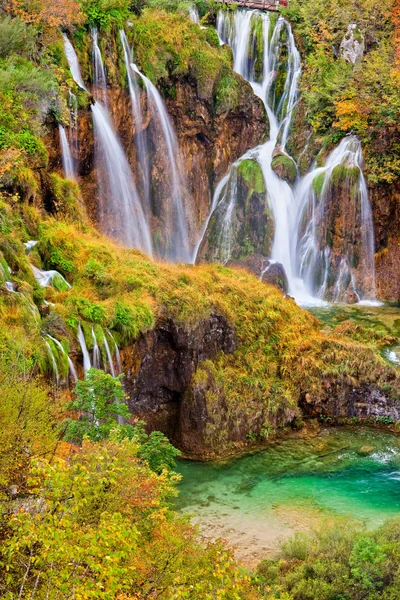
[176,429,400,563]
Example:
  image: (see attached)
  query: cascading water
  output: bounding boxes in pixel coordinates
[62,34,87,90]
[199,9,377,304]
[91,28,108,105]
[119,31,151,209]
[107,329,121,373]
[189,5,200,24]
[89,31,152,254]
[44,339,60,385]
[47,335,78,383]
[91,326,101,369]
[59,124,76,180]
[294,136,377,302]
[77,324,91,375]
[132,64,191,262]
[103,335,116,377]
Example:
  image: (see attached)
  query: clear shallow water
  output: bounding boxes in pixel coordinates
[176,429,400,563]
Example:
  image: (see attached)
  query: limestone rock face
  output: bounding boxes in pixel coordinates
[340,24,365,65]
[300,382,400,424]
[121,314,236,448]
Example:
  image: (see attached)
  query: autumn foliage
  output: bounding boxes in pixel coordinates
[5,0,83,28]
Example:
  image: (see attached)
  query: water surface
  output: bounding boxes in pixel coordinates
[176,428,400,565]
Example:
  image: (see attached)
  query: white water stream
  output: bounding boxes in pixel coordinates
[132,63,191,262]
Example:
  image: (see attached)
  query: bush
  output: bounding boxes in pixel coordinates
[0,17,37,59]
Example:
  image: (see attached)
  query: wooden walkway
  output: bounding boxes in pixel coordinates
[213,0,287,11]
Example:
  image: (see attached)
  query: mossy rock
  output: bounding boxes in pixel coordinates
[330,164,360,185]
[312,172,326,196]
[237,159,266,195]
[271,153,297,185]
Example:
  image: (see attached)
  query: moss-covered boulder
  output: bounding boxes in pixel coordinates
[271,152,297,185]
[198,158,274,263]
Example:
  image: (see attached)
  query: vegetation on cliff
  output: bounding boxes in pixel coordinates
[283,0,400,185]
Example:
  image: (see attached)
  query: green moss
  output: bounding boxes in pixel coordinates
[48,173,86,224]
[331,164,360,185]
[312,172,326,195]
[271,154,297,184]
[213,72,239,113]
[237,159,266,194]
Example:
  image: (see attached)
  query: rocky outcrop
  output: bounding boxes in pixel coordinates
[46,72,267,249]
[301,382,400,423]
[121,314,236,447]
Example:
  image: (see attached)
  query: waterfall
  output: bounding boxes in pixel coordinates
[189,5,200,24]
[107,329,121,373]
[132,64,191,262]
[62,34,87,90]
[91,103,153,253]
[119,30,151,209]
[47,335,78,383]
[31,265,71,289]
[77,325,91,375]
[103,335,115,377]
[44,339,60,385]
[91,326,101,369]
[91,27,108,105]
[59,125,76,180]
[294,136,377,302]
[89,31,152,254]
[202,10,377,304]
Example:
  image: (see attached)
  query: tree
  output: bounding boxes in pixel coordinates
[0,436,259,599]
[64,368,133,443]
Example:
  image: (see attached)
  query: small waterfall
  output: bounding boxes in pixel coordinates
[91,102,153,253]
[189,5,200,24]
[103,335,116,377]
[119,30,150,209]
[91,326,101,369]
[24,240,38,252]
[59,125,76,180]
[31,265,71,289]
[91,27,108,105]
[132,64,191,262]
[44,339,60,385]
[202,10,377,304]
[62,34,87,90]
[294,136,377,302]
[47,335,78,383]
[107,329,121,373]
[77,324,91,375]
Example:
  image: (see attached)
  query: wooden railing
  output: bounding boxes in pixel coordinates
[213,0,287,11]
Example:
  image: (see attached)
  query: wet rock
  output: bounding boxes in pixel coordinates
[261,261,289,293]
[227,254,288,293]
[123,314,236,445]
[198,159,274,264]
